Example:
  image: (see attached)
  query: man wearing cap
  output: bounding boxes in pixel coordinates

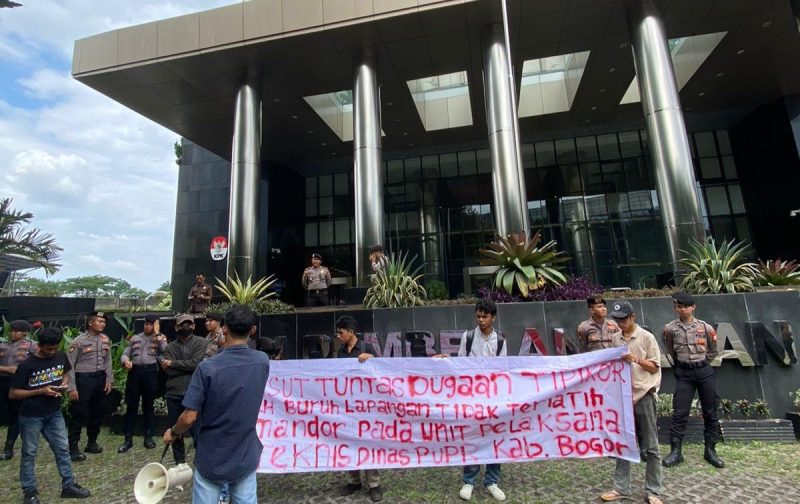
[302,253,331,307]
[0,320,38,461]
[577,296,621,353]
[117,314,168,454]
[66,311,113,462]
[187,273,213,314]
[600,301,663,504]
[203,312,225,359]
[161,314,207,464]
[662,291,724,469]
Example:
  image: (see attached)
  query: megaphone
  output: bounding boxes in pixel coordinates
[133,462,193,504]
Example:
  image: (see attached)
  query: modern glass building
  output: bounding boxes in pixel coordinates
[72,0,800,309]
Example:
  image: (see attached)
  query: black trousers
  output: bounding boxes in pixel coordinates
[669,363,720,443]
[124,365,159,437]
[166,396,197,464]
[68,372,106,448]
[306,290,328,307]
[0,377,21,447]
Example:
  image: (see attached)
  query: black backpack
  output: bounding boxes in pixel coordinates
[465,329,505,356]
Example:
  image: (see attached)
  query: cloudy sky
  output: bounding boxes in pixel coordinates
[0,1,232,291]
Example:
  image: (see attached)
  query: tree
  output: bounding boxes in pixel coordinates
[0,198,62,275]
[157,280,171,294]
[14,276,65,296]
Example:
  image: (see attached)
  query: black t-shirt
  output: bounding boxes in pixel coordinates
[11,352,72,417]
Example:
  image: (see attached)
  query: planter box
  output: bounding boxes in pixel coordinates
[108,413,172,436]
[720,418,796,442]
[783,412,800,440]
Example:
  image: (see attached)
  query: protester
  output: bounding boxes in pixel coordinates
[187,273,213,314]
[161,314,207,464]
[662,291,725,468]
[117,314,167,453]
[600,301,663,504]
[11,328,90,503]
[577,295,621,353]
[163,305,269,504]
[301,252,331,306]
[66,311,113,461]
[203,312,225,359]
[0,319,38,461]
[335,315,384,502]
[456,299,507,502]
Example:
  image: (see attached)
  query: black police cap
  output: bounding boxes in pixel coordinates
[671,291,696,306]
[205,312,224,322]
[9,320,32,332]
[87,311,107,320]
[144,314,159,323]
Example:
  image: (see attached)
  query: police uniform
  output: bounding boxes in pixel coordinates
[188,282,212,313]
[204,312,225,359]
[577,317,620,352]
[0,320,37,460]
[302,254,331,307]
[117,314,167,453]
[67,312,113,460]
[662,291,724,469]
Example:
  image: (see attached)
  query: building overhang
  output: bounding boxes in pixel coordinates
[73,0,800,164]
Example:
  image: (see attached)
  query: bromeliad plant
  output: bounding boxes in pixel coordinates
[364,251,427,308]
[679,237,759,294]
[215,272,277,306]
[479,231,569,298]
[756,259,800,286]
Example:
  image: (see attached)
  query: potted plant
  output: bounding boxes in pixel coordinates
[787,389,800,439]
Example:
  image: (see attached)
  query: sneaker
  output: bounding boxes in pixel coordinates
[23,489,40,504]
[369,486,383,502]
[60,483,90,499]
[340,483,362,496]
[486,484,506,502]
[459,483,474,501]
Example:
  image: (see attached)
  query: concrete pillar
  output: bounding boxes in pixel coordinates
[227,77,262,281]
[627,0,705,274]
[482,24,530,237]
[353,53,385,286]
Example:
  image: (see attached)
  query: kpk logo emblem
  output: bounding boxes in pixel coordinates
[210,236,228,261]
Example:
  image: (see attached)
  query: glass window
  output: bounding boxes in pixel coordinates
[700,157,722,179]
[422,155,440,179]
[576,136,598,163]
[535,141,556,166]
[477,149,492,174]
[562,165,583,194]
[405,157,421,181]
[306,176,317,198]
[405,182,422,203]
[334,173,349,195]
[598,134,620,160]
[440,153,458,177]
[728,184,746,214]
[585,194,608,220]
[458,151,477,176]
[305,222,318,247]
[721,156,737,180]
[582,162,604,195]
[619,131,642,158]
[319,175,333,197]
[560,196,586,222]
[335,218,350,244]
[406,211,420,231]
[556,138,576,164]
[305,198,317,217]
[319,197,333,216]
[694,131,717,158]
[716,130,732,155]
[387,160,404,184]
[521,143,536,168]
[319,221,334,246]
[705,186,730,216]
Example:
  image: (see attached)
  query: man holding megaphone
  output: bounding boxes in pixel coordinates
[162,304,270,504]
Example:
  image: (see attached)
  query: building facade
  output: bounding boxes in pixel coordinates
[72,0,800,309]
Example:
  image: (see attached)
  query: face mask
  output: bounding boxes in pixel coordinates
[177,327,193,337]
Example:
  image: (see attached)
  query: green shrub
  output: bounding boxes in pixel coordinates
[364,251,427,308]
[425,279,449,300]
[479,231,569,297]
[215,272,277,305]
[207,298,294,315]
[790,389,800,411]
[752,398,771,418]
[679,237,758,294]
[757,259,800,286]
[656,393,673,417]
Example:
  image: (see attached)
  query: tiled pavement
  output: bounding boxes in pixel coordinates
[0,429,797,503]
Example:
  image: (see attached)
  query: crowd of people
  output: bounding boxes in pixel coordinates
[0,289,724,504]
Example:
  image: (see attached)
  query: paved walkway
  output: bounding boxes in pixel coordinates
[0,429,797,503]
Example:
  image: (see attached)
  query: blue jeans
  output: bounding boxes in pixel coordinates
[192,468,257,504]
[19,410,75,493]
[463,464,501,486]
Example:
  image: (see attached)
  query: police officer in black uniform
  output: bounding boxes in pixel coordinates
[662,291,725,468]
[67,311,113,461]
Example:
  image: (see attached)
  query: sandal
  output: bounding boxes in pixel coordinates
[645,497,663,504]
[600,490,628,502]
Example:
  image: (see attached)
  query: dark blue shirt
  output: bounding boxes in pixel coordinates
[182,344,269,483]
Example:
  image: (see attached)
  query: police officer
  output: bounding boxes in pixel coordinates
[117,314,167,453]
[662,291,725,469]
[67,311,113,461]
[577,295,621,353]
[187,272,213,314]
[0,320,38,461]
[302,253,331,307]
[203,312,225,359]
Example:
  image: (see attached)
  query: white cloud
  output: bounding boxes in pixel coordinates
[0,1,234,291]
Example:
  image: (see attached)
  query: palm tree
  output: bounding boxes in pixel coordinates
[0,198,62,275]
